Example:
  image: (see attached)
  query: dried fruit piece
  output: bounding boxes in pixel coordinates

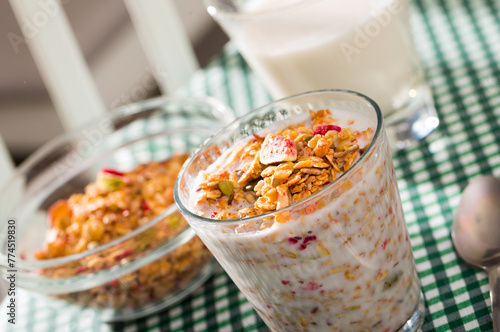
[114,249,133,261]
[141,199,149,212]
[97,169,125,191]
[218,180,235,196]
[100,168,125,177]
[74,266,88,274]
[313,124,342,136]
[260,135,297,165]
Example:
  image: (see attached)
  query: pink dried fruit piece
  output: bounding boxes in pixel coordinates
[100,168,125,177]
[97,168,125,191]
[141,199,149,212]
[115,249,133,261]
[313,124,341,136]
[74,266,88,274]
[260,135,297,165]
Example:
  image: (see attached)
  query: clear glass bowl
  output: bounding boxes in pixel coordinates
[0,95,234,321]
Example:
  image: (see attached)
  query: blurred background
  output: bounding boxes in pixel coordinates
[0,0,227,165]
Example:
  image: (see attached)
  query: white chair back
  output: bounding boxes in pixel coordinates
[2,0,200,186]
[124,0,199,94]
[9,0,107,131]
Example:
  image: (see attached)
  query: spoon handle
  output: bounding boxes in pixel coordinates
[489,266,500,331]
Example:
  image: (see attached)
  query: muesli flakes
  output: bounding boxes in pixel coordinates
[196,110,372,222]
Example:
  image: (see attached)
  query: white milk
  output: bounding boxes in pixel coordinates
[232,0,417,115]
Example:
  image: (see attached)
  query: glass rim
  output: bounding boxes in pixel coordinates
[174,89,384,226]
[205,0,324,20]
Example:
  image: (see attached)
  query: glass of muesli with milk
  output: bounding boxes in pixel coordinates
[175,90,425,331]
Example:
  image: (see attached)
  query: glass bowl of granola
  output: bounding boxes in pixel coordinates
[0,95,234,321]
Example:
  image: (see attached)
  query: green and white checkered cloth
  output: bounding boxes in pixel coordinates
[3,0,500,330]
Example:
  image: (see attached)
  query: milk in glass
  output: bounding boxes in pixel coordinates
[232,0,417,115]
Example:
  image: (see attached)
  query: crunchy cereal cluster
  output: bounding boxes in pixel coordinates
[197,110,373,221]
[35,154,212,311]
[35,154,190,258]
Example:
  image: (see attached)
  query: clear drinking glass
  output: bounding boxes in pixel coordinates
[175,90,425,331]
[204,0,439,149]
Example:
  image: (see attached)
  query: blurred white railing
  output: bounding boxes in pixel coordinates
[2,0,199,183]
[1,0,200,300]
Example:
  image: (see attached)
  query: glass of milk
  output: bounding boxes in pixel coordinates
[175,90,425,332]
[204,0,439,149]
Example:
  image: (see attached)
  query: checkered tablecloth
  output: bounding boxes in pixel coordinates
[3,0,500,330]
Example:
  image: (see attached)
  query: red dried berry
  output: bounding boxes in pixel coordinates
[141,199,149,212]
[313,125,341,136]
[115,249,133,261]
[74,266,88,274]
[303,235,317,244]
[100,168,125,177]
[301,281,320,291]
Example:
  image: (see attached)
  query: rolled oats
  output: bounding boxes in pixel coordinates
[195,109,373,224]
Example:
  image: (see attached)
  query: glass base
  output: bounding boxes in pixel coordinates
[385,83,439,151]
[102,259,218,322]
[398,291,426,332]
[32,259,218,323]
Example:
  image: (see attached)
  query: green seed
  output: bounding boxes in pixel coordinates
[218,180,234,196]
[169,215,181,229]
[243,178,260,192]
[304,136,313,142]
[383,271,402,290]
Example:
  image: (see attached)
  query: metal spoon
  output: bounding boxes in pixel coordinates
[452,175,500,331]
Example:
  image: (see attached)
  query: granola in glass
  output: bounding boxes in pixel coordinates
[187,109,421,331]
